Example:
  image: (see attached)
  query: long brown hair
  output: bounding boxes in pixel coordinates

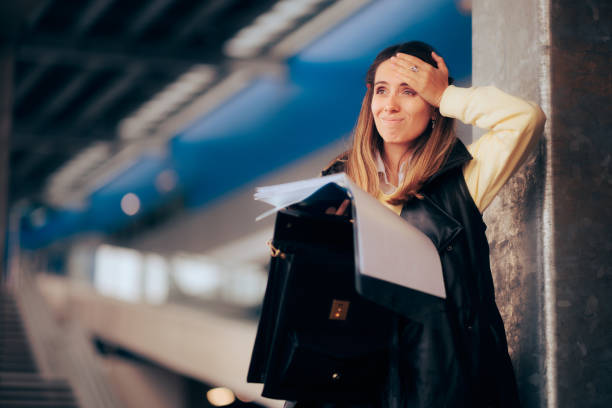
[346,41,456,205]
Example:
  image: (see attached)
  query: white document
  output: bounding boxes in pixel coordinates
[254,173,445,299]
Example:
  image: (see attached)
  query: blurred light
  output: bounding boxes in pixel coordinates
[224,0,323,58]
[155,169,178,193]
[120,193,141,216]
[275,0,317,15]
[206,387,235,406]
[144,254,170,304]
[235,393,254,403]
[254,13,294,34]
[220,263,267,307]
[94,244,143,302]
[119,65,214,140]
[172,256,221,297]
[30,207,47,228]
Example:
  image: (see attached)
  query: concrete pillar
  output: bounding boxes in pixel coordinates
[0,45,12,281]
[473,1,612,407]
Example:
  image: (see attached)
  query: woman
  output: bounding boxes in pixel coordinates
[314,41,546,407]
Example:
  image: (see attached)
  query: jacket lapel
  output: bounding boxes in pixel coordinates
[399,140,471,251]
[400,195,463,252]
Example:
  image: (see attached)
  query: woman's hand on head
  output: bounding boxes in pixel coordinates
[390,51,449,108]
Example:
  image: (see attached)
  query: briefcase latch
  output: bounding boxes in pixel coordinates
[267,240,287,259]
[329,300,350,320]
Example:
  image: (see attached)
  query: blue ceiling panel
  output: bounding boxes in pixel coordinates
[172,79,364,207]
[177,77,299,143]
[20,209,85,249]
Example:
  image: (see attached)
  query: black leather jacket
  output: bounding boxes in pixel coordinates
[316,140,520,408]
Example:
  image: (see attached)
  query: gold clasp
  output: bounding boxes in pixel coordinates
[329,299,350,320]
[267,240,286,259]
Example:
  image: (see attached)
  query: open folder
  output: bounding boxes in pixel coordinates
[255,172,446,300]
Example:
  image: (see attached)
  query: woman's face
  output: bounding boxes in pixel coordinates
[371,58,434,148]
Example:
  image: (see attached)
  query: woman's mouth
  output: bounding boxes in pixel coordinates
[381,117,404,124]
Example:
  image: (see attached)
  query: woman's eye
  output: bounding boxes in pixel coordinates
[375,87,387,94]
[402,89,416,95]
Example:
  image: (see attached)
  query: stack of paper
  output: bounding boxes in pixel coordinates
[254,173,446,299]
[254,173,349,220]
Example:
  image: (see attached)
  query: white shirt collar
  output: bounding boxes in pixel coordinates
[375,150,406,194]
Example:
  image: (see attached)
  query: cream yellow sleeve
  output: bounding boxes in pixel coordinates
[439,85,546,212]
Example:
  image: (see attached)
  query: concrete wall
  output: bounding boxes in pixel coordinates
[548,1,612,406]
[473,0,612,407]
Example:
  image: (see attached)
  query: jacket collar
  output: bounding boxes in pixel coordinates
[424,138,472,186]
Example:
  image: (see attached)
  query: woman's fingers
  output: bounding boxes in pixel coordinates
[390,52,449,107]
[431,51,449,76]
[392,54,429,78]
[325,199,351,216]
[336,199,350,216]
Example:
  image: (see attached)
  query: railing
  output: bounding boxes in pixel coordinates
[1,287,79,407]
[5,270,125,408]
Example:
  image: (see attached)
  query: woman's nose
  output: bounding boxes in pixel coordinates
[384,95,399,112]
[384,103,399,112]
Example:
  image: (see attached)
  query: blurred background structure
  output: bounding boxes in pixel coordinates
[1,0,610,407]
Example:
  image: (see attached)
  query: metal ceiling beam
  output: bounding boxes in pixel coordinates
[73,0,117,36]
[11,148,67,199]
[166,0,229,45]
[24,0,55,30]
[29,69,96,127]
[13,151,50,182]
[10,128,113,201]
[14,64,49,105]
[17,41,209,72]
[0,0,53,37]
[9,0,293,206]
[12,125,111,153]
[73,66,144,127]
[127,0,176,38]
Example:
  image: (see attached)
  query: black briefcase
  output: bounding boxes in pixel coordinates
[247,184,396,403]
